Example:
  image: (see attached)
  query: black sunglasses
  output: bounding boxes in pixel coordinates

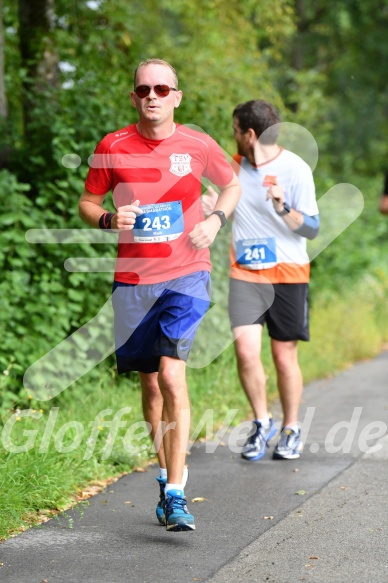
[134,84,178,98]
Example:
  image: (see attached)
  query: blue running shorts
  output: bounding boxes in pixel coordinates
[112,271,211,373]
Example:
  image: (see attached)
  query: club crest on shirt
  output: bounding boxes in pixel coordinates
[169,153,192,177]
[263,175,277,187]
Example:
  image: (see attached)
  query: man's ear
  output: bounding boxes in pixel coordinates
[174,90,183,109]
[247,128,257,144]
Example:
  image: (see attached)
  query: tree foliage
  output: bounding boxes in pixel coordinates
[0,0,387,413]
[278,0,388,174]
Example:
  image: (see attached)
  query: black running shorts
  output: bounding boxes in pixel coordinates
[228,279,310,341]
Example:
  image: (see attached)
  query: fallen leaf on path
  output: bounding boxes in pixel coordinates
[132,467,146,473]
[263,516,273,520]
[124,501,131,504]
[340,486,348,490]
[191,497,207,503]
[309,556,320,560]
[295,490,308,496]
[78,491,91,500]
[93,479,113,487]
[292,468,300,472]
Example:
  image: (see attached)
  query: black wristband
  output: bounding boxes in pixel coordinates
[210,210,227,228]
[99,212,115,230]
[276,202,291,216]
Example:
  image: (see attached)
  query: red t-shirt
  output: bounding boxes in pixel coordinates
[85,124,233,284]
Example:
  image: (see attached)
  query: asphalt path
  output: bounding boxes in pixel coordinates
[1,351,387,583]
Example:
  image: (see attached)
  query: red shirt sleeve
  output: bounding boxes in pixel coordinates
[203,136,234,187]
[85,135,113,195]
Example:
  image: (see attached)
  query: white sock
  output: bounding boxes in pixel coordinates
[165,483,184,496]
[182,466,189,488]
[164,466,189,494]
[256,416,270,427]
[284,423,300,433]
[161,466,188,486]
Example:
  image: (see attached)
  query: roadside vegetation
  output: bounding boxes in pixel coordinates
[1,0,388,541]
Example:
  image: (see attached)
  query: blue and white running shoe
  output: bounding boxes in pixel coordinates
[156,476,166,525]
[241,418,277,461]
[273,426,303,460]
[165,489,195,532]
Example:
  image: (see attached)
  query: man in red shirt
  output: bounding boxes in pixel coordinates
[79,59,240,531]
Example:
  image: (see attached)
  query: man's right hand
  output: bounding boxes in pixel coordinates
[267,185,285,213]
[111,199,143,230]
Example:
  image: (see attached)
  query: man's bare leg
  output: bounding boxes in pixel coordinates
[271,339,303,459]
[156,356,194,531]
[271,339,303,427]
[157,356,190,486]
[138,371,166,468]
[233,324,268,419]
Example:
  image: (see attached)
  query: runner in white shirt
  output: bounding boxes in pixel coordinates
[203,99,319,461]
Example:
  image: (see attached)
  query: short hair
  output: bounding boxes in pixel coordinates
[134,59,179,89]
[233,100,281,144]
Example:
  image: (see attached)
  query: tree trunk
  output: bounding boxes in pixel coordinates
[17,0,59,184]
[293,0,304,71]
[0,0,11,168]
[18,0,58,132]
[0,0,7,120]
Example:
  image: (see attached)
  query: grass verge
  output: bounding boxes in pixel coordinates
[1,270,387,540]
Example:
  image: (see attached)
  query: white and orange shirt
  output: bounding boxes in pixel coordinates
[230,149,318,284]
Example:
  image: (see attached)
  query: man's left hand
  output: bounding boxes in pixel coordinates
[188,214,221,249]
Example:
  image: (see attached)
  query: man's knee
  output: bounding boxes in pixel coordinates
[158,358,187,399]
[146,384,163,404]
[234,336,261,368]
[272,341,299,373]
[140,373,162,401]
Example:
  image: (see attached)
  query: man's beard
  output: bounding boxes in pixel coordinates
[237,143,246,157]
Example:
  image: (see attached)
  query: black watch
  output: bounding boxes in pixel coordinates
[210,210,227,228]
[276,202,291,216]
